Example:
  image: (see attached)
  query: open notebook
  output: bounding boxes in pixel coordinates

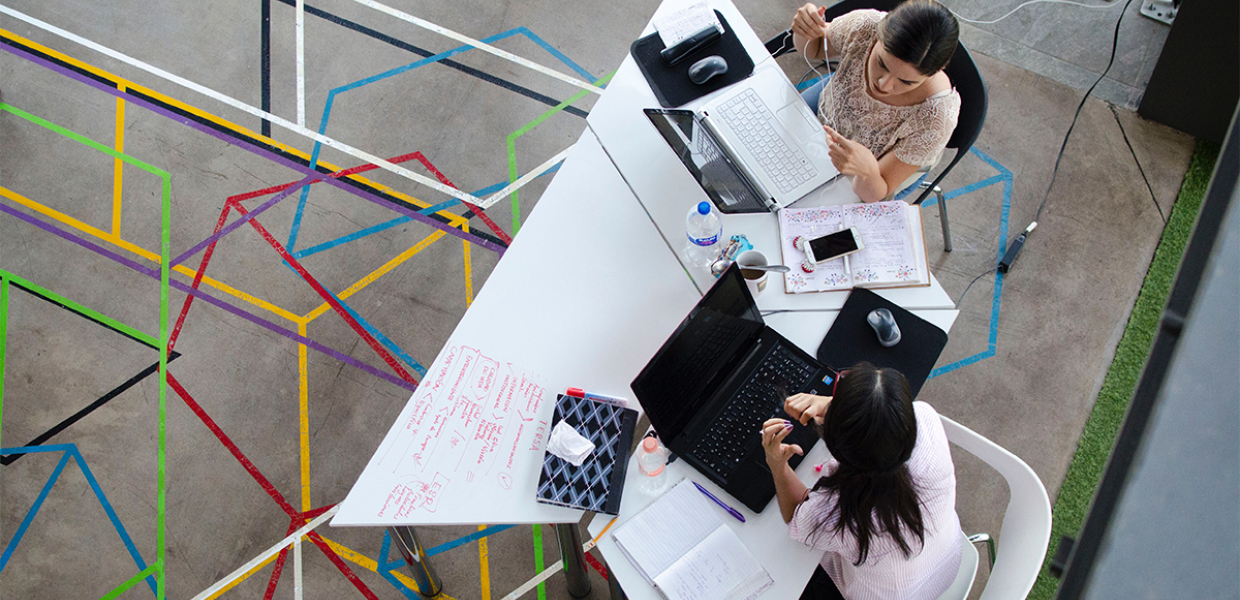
[612,480,773,600]
[779,200,931,293]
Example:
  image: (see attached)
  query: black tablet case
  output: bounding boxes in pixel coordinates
[535,393,637,515]
[630,11,756,108]
[816,288,949,398]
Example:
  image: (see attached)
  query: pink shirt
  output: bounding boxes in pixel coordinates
[788,402,962,600]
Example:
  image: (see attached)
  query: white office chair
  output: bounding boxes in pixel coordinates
[939,415,1053,600]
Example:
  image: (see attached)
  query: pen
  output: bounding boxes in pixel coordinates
[693,481,745,522]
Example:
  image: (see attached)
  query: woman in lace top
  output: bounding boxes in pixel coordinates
[791,0,961,203]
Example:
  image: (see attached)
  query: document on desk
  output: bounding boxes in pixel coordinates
[652,1,723,47]
[778,201,931,293]
[613,480,773,600]
[335,345,552,525]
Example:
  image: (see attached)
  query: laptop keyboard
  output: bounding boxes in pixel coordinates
[717,89,817,194]
[690,343,817,478]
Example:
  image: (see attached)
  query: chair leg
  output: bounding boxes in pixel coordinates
[937,186,951,252]
[968,533,996,569]
[918,182,952,252]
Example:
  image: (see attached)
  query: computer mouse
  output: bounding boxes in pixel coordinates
[867,308,901,347]
[688,55,728,85]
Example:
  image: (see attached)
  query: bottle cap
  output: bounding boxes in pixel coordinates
[697,201,711,215]
[642,437,659,452]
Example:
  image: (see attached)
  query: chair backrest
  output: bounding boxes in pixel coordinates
[935,531,980,600]
[939,416,1052,600]
[940,44,988,153]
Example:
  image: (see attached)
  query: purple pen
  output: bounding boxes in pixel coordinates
[693,481,746,522]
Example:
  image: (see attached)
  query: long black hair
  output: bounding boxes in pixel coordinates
[879,0,959,76]
[805,362,924,565]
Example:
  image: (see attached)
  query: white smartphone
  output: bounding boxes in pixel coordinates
[807,227,864,263]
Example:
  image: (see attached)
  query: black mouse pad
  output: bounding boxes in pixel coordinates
[630,10,755,108]
[816,288,949,398]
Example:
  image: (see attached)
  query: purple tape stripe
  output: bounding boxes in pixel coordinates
[0,40,506,257]
[171,175,315,267]
[0,201,417,392]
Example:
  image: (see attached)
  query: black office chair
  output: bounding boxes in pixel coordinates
[764,3,988,252]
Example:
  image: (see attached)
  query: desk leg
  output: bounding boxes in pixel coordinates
[554,523,592,597]
[388,526,443,598]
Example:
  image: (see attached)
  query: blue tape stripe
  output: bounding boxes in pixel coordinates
[418,200,460,216]
[286,27,590,252]
[0,451,72,572]
[928,147,1012,378]
[292,216,413,260]
[0,443,77,456]
[426,524,515,557]
[335,299,428,377]
[70,447,157,595]
[513,27,597,82]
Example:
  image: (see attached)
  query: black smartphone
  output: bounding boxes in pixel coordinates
[808,227,864,262]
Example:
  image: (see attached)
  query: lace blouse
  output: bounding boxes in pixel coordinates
[817,10,960,167]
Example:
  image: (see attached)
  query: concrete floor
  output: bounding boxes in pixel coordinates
[0,0,1196,599]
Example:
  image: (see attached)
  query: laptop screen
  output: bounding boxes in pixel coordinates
[644,109,769,214]
[631,265,764,442]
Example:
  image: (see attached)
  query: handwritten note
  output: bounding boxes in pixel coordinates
[779,201,928,293]
[653,1,723,47]
[358,346,547,522]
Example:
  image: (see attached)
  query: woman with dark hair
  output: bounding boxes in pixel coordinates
[761,362,961,599]
[790,0,961,203]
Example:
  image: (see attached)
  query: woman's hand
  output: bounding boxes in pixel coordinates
[761,418,804,468]
[824,125,881,180]
[785,393,831,425]
[791,4,827,41]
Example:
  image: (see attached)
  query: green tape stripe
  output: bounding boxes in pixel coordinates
[0,104,168,178]
[505,70,618,235]
[157,172,171,600]
[532,524,546,600]
[0,268,158,348]
[0,276,8,450]
[99,564,159,600]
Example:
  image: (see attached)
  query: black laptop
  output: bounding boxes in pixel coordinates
[631,264,838,512]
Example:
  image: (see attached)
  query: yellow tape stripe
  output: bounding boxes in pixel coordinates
[112,89,125,237]
[302,230,446,322]
[317,536,458,600]
[462,224,474,308]
[0,185,302,322]
[0,27,475,225]
[298,322,311,513]
[202,551,281,600]
[479,524,491,600]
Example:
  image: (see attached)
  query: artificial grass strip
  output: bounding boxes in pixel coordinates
[1028,139,1221,600]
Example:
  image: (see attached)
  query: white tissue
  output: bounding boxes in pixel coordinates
[546,420,596,466]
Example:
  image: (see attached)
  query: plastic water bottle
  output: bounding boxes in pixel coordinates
[685,201,723,268]
[636,436,669,494]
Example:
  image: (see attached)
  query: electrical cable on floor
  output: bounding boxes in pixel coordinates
[1109,103,1166,223]
[953,268,996,305]
[947,0,1122,26]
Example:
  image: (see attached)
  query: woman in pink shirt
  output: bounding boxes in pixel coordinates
[761,363,962,599]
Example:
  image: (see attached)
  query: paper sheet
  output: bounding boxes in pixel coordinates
[653,2,723,47]
[779,201,926,293]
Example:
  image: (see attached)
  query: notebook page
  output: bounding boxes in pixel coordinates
[612,480,724,582]
[842,201,920,285]
[779,206,850,293]
[654,526,774,600]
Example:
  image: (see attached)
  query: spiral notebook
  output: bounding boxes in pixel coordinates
[612,480,773,600]
[779,201,931,293]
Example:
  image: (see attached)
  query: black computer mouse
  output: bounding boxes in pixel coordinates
[688,55,728,85]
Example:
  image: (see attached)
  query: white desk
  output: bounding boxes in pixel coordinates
[334,130,701,528]
[586,0,956,312]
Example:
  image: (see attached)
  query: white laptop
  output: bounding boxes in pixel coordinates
[644,63,839,214]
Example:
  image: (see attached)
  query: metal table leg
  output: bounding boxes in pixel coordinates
[388,526,443,599]
[555,523,592,597]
